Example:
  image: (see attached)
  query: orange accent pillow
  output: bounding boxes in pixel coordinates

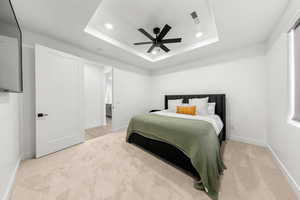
[176,105,196,115]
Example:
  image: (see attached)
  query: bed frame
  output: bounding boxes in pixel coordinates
[128,94,226,178]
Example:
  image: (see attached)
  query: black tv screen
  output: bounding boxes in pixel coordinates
[0,0,22,93]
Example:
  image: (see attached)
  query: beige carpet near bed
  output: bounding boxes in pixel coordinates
[12,132,296,200]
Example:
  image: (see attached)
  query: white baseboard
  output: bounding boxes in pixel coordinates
[267,145,300,199]
[2,157,21,200]
[228,135,266,147]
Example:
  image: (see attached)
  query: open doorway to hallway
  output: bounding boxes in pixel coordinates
[84,66,113,141]
[104,66,113,130]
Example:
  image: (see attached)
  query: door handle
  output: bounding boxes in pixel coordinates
[37,113,48,118]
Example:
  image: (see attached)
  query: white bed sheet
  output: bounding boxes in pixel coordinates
[153,110,224,135]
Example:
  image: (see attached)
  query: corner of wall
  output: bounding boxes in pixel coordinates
[267,144,300,199]
[1,157,21,200]
[266,0,300,51]
[228,135,267,147]
[264,1,300,198]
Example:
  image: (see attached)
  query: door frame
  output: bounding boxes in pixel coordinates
[103,66,114,128]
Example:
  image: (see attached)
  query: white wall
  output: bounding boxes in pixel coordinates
[150,55,268,146]
[84,64,105,129]
[266,33,300,198]
[0,93,21,200]
[21,47,36,159]
[265,0,300,196]
[113,68,151,130]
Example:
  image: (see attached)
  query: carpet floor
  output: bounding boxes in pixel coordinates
[12,132,296,200]
[85,118,112,141]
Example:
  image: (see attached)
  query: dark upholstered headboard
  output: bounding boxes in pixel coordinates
[165,94,226,141]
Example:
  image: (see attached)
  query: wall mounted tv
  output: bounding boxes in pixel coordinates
[0,0,23,93]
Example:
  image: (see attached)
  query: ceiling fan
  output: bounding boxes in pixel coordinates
[133,24,182,53]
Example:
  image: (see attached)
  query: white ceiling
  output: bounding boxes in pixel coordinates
[0,0,15,24]
[85,0,219,62]
[12,0,288,71]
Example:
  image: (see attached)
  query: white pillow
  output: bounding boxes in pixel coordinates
[168,99,183,112]
[208,102,216,115]
[189,97,209,115]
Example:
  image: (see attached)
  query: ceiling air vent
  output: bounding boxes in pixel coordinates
[190,11,200,24]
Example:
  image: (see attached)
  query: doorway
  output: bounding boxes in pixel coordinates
[85,66,113,140]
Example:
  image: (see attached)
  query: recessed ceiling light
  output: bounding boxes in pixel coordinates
[152,50,157,55]
[105,23,113,30]
[196,32,203,38]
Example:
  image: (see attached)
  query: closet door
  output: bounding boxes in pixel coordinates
[35,45,84,158]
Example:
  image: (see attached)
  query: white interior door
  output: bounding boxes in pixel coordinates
[35,45,84,158]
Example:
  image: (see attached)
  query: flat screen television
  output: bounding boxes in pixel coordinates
[0,0,23,93]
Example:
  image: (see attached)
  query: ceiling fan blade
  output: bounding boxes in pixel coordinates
[157,24,171,41]
[138,28,155,41]
[133,41,153,45]
[147,44,156,53]
[160,44,170,52]
[161,38,182,43]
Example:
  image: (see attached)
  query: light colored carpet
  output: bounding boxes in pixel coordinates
[85,118,112,141]
[12,132,296,200]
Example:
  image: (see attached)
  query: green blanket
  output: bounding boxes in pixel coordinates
[126,113,226,200]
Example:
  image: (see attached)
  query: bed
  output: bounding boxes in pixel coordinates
[127,94,226,200]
